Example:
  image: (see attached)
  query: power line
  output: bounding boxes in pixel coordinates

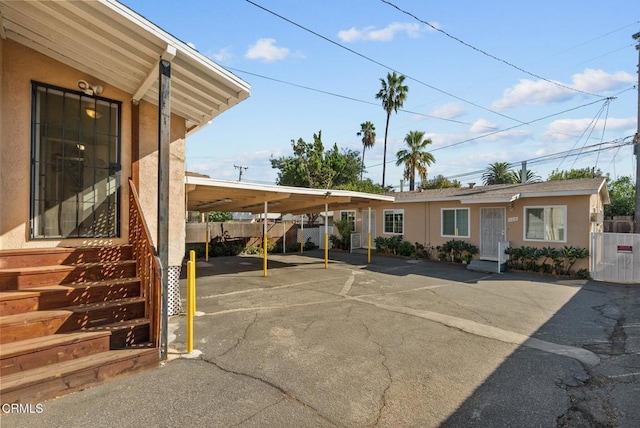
[243,0,527,124]
[380,0,607,98]
[226,66,500,130]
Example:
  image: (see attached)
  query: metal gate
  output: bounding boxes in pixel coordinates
[591,233,640,284]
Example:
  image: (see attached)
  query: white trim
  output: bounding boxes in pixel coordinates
[441,207,470,238]
[523,205,568,243]
[339,210,356,232]
[383,209,404,235]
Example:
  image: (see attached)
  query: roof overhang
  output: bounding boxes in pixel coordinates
[0,0,250,134]
[458,193,521,204]
[185,176,395,215]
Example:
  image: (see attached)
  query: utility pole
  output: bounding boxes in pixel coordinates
[234,165,248,182]
[633,31,640,233]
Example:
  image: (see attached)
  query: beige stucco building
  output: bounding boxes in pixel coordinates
[342,178,609,272]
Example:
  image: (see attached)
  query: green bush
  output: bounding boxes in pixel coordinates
[397,240,415,257]
[374,235,404,255]
[438,239,478,263]
[504,245,588,276]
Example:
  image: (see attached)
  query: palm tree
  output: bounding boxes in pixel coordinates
[395,131,435,191]
[509,168,542,184]
[482,162,515,185]
[356,121,376,180]
[376,71,408,187]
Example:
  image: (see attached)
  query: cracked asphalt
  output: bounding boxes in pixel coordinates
[4,250,639,427]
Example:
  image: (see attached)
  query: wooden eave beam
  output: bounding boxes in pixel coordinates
[133,44,176,104]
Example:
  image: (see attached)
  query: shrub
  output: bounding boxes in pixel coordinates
[374,235,404,255]
[439,239,478,263]
[304,238,318,251]
[504,245,589,276]
[397,240,415,257]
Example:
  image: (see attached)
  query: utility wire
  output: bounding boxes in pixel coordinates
[243,0,526,124]
[380,0,607,98]
[226,66,499,129]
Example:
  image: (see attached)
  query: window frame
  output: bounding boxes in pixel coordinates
[523,205,567,243]
[340,210,356,232]
[441,208,470,238]
[383,209,404,235]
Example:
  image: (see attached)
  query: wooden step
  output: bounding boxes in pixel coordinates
[0,291,40,316]
[0,246,133,269]
[57,297,146,333]
[0,310,72,344]
[0,260,137,291]
[22,278,142,310]
[0,348,159,405]
[84,318,151,349]
[0,331,111,376]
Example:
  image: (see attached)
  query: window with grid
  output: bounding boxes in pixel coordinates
[383,209,404,234]
[524,206,566,242]
[441,208,470,237]
[340,210,356,232]
[31,82,121,238]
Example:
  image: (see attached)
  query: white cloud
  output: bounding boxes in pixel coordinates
[492,69,635,110]
[544,117,636,141]
[337,22,433,42]
[429,103,466,119]
[245,38,290,62]
[186,42,197,50]
[469,118,498,134]
[210,47,233,64]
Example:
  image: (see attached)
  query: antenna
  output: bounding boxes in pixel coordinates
[234,165,248,181]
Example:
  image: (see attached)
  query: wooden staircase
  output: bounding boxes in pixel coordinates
[0,246,159,404]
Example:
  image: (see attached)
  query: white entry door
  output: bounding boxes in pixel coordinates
[361,210,377,248]
[480,208,506,260]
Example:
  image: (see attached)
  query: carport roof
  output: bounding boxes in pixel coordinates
[185,176,395,215]
[0,0,250,134]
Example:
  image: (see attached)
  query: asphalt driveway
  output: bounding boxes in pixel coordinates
[3,250,639,427]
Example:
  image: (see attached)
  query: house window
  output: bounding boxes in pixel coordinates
[30,82,121,238]
[524,206,566,242]
[384,209,404,234]
[340,210,356,232]
[441,208,470,237]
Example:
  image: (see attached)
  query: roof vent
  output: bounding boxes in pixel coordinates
[468,182,475,189]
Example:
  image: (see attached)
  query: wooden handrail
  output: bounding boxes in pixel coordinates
[128,179,161,348]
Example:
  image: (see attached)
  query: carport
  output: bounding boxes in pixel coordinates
[185,176,394,274]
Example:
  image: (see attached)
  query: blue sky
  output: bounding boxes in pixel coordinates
[121,0,639,188]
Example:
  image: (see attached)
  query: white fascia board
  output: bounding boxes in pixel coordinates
[100,0,250,95]
[520,190,597,198]
[184,176,394,202]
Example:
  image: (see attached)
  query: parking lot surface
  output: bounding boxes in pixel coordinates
[4,250,639,427]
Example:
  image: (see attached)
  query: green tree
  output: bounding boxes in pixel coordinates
[357,121,376,180]
[270,130,363,189]
[395,131,435,191]
[547,167,604,181]
[509,169,542,184]
[421,174,461,189]
[376,71,408,188]
[605,176,635,217]
[207,211,232,222]
[336,178,388,194]
[482,162,516,185]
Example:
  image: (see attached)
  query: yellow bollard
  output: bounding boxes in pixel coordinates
[300,230,304,253]
[190,250,196,313]
[186,260,194,354]
[324,233,328,269]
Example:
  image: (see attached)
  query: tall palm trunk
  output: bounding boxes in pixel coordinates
[360,145,366,181]
[382,112,391,187]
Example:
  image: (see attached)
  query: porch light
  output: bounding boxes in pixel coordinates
[85,108,102,119]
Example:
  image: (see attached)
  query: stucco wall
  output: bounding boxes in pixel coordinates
[0,35,5,251]
[358,192,600,271]
[137,100,186,267]
[0,39,187,267]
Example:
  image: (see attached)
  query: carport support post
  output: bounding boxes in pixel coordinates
[325,203,329,269]
[158,59,171,360]
[300,215,304,253]
[263,201,268,277]
[368,207,372,264]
